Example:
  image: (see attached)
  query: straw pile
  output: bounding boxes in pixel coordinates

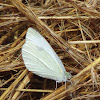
[0,0,100,99]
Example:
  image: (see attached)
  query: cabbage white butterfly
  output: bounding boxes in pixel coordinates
[22,27,71,83]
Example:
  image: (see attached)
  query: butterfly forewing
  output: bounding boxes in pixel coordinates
[27,28,66,69]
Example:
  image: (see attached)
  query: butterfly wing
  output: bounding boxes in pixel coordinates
[22,41,59,81]
[22,27,71,82]
[25,28,66,71]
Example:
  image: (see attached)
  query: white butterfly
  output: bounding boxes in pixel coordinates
[22,27,72,83]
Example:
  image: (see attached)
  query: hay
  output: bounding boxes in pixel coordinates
[0,0,100,99]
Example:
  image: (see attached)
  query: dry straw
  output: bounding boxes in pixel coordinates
[0,0,100,100]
